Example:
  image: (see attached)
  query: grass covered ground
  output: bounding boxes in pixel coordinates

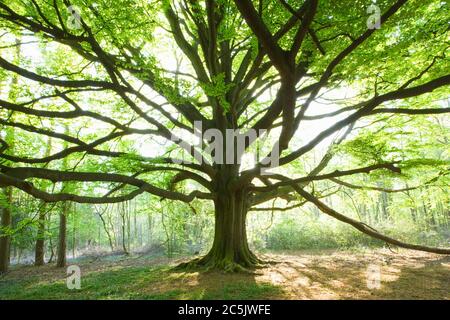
[0,249,448,300]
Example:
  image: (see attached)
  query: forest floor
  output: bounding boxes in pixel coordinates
[0,248,448,300]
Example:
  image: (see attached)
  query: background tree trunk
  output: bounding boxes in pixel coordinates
[34,207,46,266]
[57,128,70,268]
[56,202,69,267]
[34,137,52,266]
[72,205,77,259]
[0,38,20,274]
[47,213,55,264]
[96,207,114,251]
[0,188,13,274]
[120,203,129,254]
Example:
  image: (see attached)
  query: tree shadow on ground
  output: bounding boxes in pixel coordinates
[163,257,282,299]
[359,255,450,299]
[0,250,448,299]
[252,250,450,299]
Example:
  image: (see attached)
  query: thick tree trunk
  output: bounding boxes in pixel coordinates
[0,188,13,274]
[179,168,261,272]
[56,202,68,267]
[34,209,46,266]
[199,190,260,271]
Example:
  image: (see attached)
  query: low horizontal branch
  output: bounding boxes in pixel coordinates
[250,163,400,192]
[0,167,214,203]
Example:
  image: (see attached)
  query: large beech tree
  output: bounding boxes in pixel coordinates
[0,0,449,271]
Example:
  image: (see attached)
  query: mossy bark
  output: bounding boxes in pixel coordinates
[178,167,262,272]
[197,189,261,271]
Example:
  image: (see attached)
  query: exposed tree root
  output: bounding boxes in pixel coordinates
[175,259,253,273]
[294,186,450,255]
[175,251,267,273]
